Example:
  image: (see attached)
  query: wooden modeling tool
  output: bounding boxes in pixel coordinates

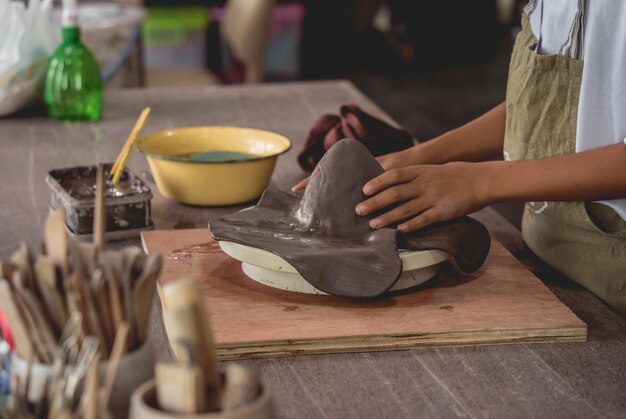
[162,305,205,369]
[68,240,97,278]
[155,341,207,414]
[79,273,109,358]
[83,353,100,419]
[110,107,151,185]
[9,243,34,289]
[133,254,162,343]
[161,277,221,409]
[93,164,106,253]
[156,362,206,414]
[101,322,129,411]
[0,261,15,285]
[221,364,260,411]
[11,272,52,363]
[121,248,141,347]
[44,207,68,276]
[15,275,57,359]
[91,268,114,349]
[34,255,68,333]
[0,279,33,360]
[64,286,87,343]
[101,251,125,333]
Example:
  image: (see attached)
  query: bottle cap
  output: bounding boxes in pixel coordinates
[62,0,78,27]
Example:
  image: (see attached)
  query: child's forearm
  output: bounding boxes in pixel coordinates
[398,102,506,166]
[481,142,626,204]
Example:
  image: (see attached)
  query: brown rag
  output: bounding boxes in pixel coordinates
[298,104,415,172]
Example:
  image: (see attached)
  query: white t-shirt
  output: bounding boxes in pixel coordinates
[528,0,626,220]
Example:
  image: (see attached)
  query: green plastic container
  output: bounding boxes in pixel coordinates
[142,7,210,68]
[44,1,103,122]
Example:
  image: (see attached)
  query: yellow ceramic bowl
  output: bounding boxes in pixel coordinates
[138,126,291,206]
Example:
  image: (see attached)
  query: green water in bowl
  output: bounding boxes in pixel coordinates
[176,150,258,162]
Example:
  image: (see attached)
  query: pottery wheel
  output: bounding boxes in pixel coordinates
[218,241,448,295]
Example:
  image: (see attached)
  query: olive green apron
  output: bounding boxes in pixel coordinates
[503,1,626,316]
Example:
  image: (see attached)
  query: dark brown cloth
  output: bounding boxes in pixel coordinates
[211,139,490,298]
[298,104,415,172]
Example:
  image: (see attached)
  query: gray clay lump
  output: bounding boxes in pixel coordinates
[210,138,490,298]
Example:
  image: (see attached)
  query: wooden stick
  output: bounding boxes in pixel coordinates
[65,288,87,343]
[103,263,125,332]
[93,164,106,253]
[133,254,162,344]
[44,208,68,277]
[100,322,129,411]
[121,248,141,348]
[34,255,68,333]
[18,285,57,358]
[84,354,101,419]
[91,269,114,352]
[80,276,109,358]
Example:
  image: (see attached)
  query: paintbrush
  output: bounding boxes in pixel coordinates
[109,107,151,185]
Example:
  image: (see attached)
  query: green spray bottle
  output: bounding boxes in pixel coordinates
[44,0,102,121]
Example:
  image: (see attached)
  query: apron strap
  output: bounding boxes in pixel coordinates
[524,0,542,52]
[523,0,539,16]
[524,0,586,60]
[559,0,586,60]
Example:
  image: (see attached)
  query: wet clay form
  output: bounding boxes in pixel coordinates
[210,139,491,298]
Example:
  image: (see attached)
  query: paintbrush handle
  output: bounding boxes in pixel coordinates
[111,107,151,184]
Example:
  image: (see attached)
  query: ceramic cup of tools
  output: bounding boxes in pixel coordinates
[11,342,154,419]
[10,356,115,419]
[129,370,274,419]
[104,338,156,419]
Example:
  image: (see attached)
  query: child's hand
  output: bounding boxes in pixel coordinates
[356,163,490,232]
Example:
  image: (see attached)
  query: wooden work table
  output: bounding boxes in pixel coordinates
[0,81,624,418]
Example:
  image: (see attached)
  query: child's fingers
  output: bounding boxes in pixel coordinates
[291,177,310,192]
[356,184,418,216]
[368,198,429,229]
[363,168,415,195]
[397,208,440,232]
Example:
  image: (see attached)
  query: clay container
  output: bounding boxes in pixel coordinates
[11,339,155,419]
[104,339,156,419]
[45,163,153,241]
[129,377,274,419]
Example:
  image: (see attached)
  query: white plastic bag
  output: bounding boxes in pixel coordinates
[0,0,60,116]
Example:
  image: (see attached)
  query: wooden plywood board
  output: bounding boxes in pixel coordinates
[142,229,586,360]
